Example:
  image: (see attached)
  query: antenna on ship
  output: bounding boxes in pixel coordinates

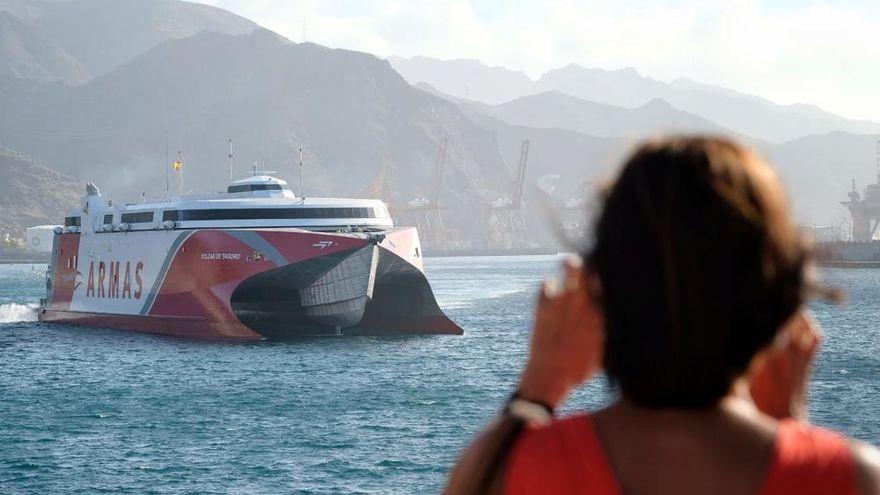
[164,144,169,199]
[228,138,233,183]
[174,149,184,197]
[299,147,304,199]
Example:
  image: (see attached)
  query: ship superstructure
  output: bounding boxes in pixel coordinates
[40,174,461,339]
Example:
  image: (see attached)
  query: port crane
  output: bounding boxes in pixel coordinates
[556,180,593,242]
[360,141,450,248]
[360,152,393,206]
[486,140,529,248]
[393,139,449,247]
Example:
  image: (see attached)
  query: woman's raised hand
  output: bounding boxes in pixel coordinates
[517,257,605,410]
[749,311,822,420]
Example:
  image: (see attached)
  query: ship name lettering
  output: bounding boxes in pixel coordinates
[85,260,144,300]
[200,252,241,260]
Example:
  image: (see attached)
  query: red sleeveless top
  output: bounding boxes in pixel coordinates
[505,415,857,495]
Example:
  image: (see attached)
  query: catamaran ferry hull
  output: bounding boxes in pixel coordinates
[40,227,461,340]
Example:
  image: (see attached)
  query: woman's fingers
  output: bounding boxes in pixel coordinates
[520,259,605,408]
[799,312,822,354]
[563,256,583,291]
[536,258,587,330]
[749,310,820,420]
[540,279,559,300]
[784,312,821,373]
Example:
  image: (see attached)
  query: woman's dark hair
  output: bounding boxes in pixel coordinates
[587,136,808,409]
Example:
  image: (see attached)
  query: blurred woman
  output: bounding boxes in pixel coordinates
[444,136,880,495]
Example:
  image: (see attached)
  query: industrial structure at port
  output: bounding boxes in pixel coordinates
[819,140,880,265]
[366,139,589,256]
[843,180,880,243]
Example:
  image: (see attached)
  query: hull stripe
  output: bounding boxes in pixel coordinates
[224,230,288,265]
[139,231,194,315]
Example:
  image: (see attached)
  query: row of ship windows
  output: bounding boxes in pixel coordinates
[226,184,283,193]
[162,207,386,222]
[65,207,389,227]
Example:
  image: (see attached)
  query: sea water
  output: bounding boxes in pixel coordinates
[0,258,878,494]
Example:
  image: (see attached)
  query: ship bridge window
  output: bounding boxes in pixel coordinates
[121,211,154,224]
[227,184,284,193]
[64,216,81,227]
[103,214,113,225]
[165,207,380,221]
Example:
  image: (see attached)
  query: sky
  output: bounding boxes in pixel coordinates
[194,0,880,121]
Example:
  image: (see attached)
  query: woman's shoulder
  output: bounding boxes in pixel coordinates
[521,413,593,440]
[505,414,621,495]
[761,420,862,495]
[512,413,595,457]
[503,414,879,495]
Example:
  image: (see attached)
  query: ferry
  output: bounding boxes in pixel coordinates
[39,174,462,339]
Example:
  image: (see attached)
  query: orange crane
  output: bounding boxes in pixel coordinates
[360,152,393,206]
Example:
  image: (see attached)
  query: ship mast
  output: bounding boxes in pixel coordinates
[299,147,304,199]
[164,144,169,200]
[174,149,184,197]
[228,138,233,184]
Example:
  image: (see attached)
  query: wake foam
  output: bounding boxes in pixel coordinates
[0,303,38,323]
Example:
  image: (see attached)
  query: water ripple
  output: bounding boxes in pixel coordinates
[0,260,878,492]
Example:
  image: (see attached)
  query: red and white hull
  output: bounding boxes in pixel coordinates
[40,227,462,340]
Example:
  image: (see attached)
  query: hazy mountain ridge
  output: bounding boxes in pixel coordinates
[399,83,627,196]
[387,55,534,105]
[391,56,880,143]
[0,145,80,236]
[535,65,666,109]
[470,90,733,139]
[409,79,873,226]
[0,10,88,84]
[0,28,510,238]
[0,0,872,239]
[0,0,257,82]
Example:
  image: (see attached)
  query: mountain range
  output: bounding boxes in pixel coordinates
[393,56,879,228]
[461,91,733,140]
[1,29,509,202]
[0,0,256,82]
[0,1,514,241]
[390,56,880,144]
[0,0,875,242]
